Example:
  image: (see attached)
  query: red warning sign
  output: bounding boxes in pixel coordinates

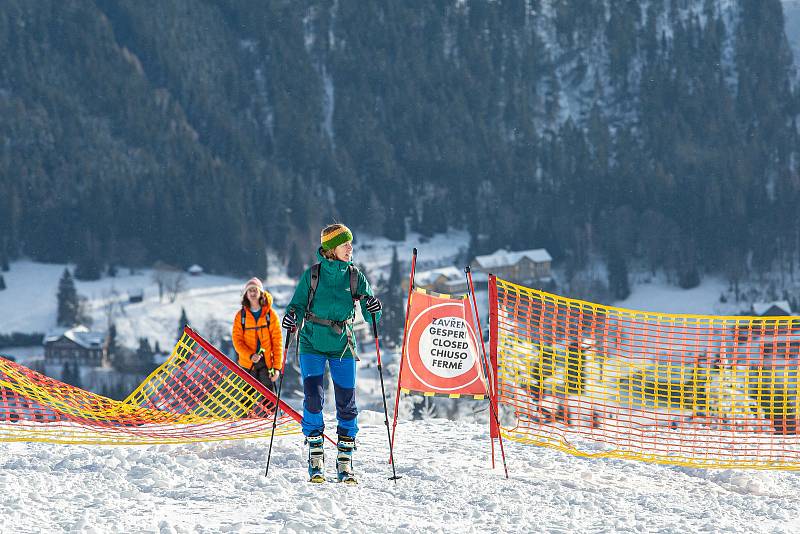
[399,289,487,396]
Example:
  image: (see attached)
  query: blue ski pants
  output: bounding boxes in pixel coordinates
[299,353,358,438]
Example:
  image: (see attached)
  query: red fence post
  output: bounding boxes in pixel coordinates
[488,274,499,439]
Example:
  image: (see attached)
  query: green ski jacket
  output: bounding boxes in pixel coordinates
[286,248,381,359]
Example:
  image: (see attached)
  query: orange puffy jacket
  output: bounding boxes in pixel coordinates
[232,290,284,371]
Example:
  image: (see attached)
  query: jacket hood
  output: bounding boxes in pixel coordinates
[262,290,274,310]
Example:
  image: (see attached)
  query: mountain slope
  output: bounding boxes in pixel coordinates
[1,1,798,283]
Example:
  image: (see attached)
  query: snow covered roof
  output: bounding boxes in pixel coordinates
[187,264,204,274]
[473,248,552,270]
[45,325,105,349]
[752,301,793,316]
[415,266,463,286]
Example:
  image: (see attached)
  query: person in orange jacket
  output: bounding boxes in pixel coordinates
[232,277,283,390]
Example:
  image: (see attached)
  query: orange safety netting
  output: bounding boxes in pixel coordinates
[490,276,800,469]
[0,327,300,444]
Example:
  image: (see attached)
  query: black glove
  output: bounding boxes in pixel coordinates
[281,312,297,331]
[365,296,382,313]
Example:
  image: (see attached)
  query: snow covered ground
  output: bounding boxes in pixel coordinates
[3,232,800,532]
[2,417,800,533]
[0,260,248,350]
[614,274,735,316]
[0,229,469,353]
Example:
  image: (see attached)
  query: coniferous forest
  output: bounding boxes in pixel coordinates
[1,0,799,288]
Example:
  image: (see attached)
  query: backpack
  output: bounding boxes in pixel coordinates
[307,263,360,310]
[303,263,362,335]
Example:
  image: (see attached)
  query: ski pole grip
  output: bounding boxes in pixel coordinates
[371,314,378,339]
[284,327,293,350]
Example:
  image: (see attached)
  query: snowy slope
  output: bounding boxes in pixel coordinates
[614,274,734,316]
[1,418,799,533]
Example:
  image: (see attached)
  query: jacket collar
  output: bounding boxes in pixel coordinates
[316,247,352,273]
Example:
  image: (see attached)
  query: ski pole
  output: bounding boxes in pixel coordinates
[264,327,294,477]
[372,314,401,482]
[390,247,417,463]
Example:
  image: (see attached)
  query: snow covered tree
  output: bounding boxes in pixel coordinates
[607,253,630,301]
[75,231,103,281]
[106,323,118,365]
[412,396,438,420]
[287,243,304,278]
[177,308,190,341]
[152,261,182,302]
[57,269,79,327]
[61,360,81,388]
[380,247,405,345]
[136,338,154,368]
[75,253,102,281]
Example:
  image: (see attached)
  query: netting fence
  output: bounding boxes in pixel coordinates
[491,276,800,469]
[0,327,300,445]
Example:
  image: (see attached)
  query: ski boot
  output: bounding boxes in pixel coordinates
[306,434,325,483]
[336,435,357,485]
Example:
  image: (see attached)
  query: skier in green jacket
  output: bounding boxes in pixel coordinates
[282,223,382,483]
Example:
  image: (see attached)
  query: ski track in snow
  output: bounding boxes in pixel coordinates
[2,418,800,533]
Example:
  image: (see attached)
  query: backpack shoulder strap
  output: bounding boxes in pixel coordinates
[306,263,321,314]
[348,265,360,301]
[240,306,246,329]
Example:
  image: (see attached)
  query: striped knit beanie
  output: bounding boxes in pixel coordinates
[321,224,353,251]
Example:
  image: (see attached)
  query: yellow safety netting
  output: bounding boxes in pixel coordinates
[492,276,800,469]
[0,328,300,445]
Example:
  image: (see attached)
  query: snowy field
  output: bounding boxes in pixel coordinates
[0,230,469,353]
[2,417,800,533]
[615,274,735,316]
[0,227,750,359]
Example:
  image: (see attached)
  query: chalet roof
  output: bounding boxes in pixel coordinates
[415,266,463,286]
[473,248,552,270]
[752,301,793,316]
[45,325,105,349]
